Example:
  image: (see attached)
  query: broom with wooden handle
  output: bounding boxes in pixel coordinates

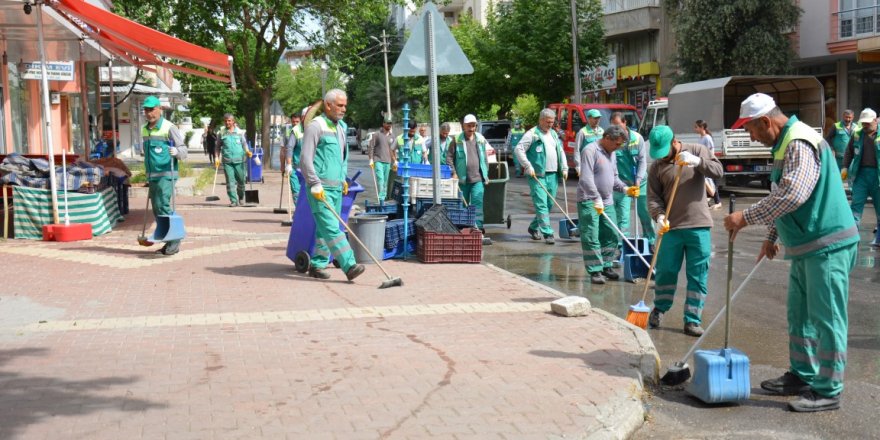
[625,164,683,329]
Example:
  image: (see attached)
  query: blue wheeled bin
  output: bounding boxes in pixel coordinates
[247,146,264,183]
[286,170,363,272]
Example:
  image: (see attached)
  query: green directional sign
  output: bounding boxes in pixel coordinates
[391,3,474,77]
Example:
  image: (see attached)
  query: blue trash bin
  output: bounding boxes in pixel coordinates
[248,146,264,183]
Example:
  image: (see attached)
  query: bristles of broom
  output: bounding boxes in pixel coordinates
[626,300,651,329]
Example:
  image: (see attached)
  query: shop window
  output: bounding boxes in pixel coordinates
[7,64,28,153]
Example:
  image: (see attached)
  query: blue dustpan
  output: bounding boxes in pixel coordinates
[149,156,186,242]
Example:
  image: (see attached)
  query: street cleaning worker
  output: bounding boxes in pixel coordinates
[300,88,365,282]
[282,111,304,206]
[447,114,492,245]
[572,109,604,176]
[841,108,880,245]
[825,109,858,170]
[725,93,858,412]
[646,125,723,337]
[577,125,628,284]
[514,108,569,244]
[396,121,425,165]
[141,95,187,256]
[610,112,655,250]
[368,115,395,201]
[216,113,253,207]
[507,119,526,177]
[426,122,452,165]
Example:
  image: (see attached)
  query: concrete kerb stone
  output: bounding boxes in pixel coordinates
[484,263,658,439]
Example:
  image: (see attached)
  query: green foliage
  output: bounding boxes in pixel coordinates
[194,166,215,192]
[184,130,194,146]
[667,0,801,82]
[274,60,345,117]
[511,94,541,126]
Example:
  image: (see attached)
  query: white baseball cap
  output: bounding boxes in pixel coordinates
[463,114,477,124]
[731,93,777,129]
[858,108,877,124]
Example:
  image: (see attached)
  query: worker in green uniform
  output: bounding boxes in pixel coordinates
[447,114,491,245]
[610,112,654,247]
[141,95,187,256]
[572,109,604,176]
[368,116,395,201]
[395,121,425,165]
[508,119,526,177]
[825,109,857,170]
[647,125,723,337]
[426,122,453,165]
[282,111,304,206]
[300,89,365,282]
[725,93,858,412]
[514,108,569,244]
[841,108,880,246]
[215,113,253,207]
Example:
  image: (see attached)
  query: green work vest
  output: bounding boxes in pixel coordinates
[615,129,645,188]
[578,125,604,152]
[845,129,880,183]
[427,136,452,164]
[524,127,564,177]
[311,115,349,188]
[291,124,304,167]
[770,119,858,258]
[142,118,177,180]
[509,128,525,150]
[452,132,489,183]
[831,121,858,162]
[219,126,247,163]
[396,133,425,163]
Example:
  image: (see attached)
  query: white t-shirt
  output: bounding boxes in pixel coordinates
[541,130,558,173]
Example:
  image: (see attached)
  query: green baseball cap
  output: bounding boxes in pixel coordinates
[383,115,393,123]
[648,125,674,160]
[143,96,161,109]
[586,109,602,118]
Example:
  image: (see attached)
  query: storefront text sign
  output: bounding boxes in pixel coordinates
[583,55,617,92]
[22,61,75,81]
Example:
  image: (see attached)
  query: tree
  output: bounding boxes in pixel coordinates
[510,94,541,126]
[274,60,344,118]
[666,0,802,82]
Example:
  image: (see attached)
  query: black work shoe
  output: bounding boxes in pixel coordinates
[761,372,811,396]
[528,228,541,241]
[229,202,238,207]
[683,322,705,337]
[788,390,841,412]
[155,245,167,254]
[308,267,331,280]
[590,273,606,284]
[482,236,493,245]
[601,267,620,280]
[648,308,663,329]
[345,264,365,281]
[544,235,555,244]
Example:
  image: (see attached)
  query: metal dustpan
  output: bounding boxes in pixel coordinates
[150,158,187,242]
[244,145,260,204]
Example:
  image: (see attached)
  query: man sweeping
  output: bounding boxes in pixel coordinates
[216,113,253,207]
[841,108,880,245]
[300,89,365,282]
[646,125,723,337]
[724,93,857,412]
[447,114,491,245]
[572,109,604,177]
[610,112,655,248]
[142,95,186,256]
[369,116,395,201]
[282,111,304,206]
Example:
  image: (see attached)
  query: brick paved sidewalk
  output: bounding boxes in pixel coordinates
[0,161,657,439]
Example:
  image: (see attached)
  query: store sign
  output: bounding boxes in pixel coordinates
[22,61,75,81]
[583,55,617,92]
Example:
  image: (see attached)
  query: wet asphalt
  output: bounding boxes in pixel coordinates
[347,151,880,439]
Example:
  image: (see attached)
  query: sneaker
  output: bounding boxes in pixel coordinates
[683,322,705,337]
[590,273,606,284]
[345,264,365,281]
[711,202,723,210]
[544,235,555,244]
[788,390,841,412]
[528,228,541,241]
[308,267,331,280]
[601,267,620,280]
[155,245,167,255]
[229,202,238,207]
[761,372,811,396]
[482,236,493,245]
[648,308,663,329]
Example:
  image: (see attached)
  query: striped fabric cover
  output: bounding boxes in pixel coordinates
[12,186,123,240]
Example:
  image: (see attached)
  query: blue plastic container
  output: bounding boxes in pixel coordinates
[558,218,579,239]
[383,238,416,260]
[287,170,364,272]
[396,163,452,179]
[248,146,264,183]
[688,347,751,404]
[365,200,399,219]
[622,238,651,282]
[412,197,465,218]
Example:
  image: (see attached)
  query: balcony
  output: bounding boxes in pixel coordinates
[602,0,661,38]
[603,0,660,14]
[833,6,880,41]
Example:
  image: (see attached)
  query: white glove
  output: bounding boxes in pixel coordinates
[676,151,701,167]
[311,184,326,201]
[593,199,604,215]
[169,147,179,157]
[285,163,293,175]
[657,214,670,235]
[254,157,262,166]
[369,159,374,167]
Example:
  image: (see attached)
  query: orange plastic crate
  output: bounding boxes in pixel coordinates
[417,228,482,264]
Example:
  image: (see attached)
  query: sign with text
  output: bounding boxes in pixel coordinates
[583,55,617,92]
[22,61,75,81]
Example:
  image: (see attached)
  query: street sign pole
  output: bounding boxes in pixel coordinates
[570,0,582,104]
[382,29,392,119]
[35,1,60,224]
[425,10,441,205]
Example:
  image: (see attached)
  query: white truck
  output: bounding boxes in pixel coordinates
[638,76,825,190]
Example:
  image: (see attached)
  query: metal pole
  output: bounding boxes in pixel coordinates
[382,29,392,119]
[570,0,582,104]
[78,40,90,157]
[35,1,60,224]
[425,9,441,206]
[108,57,118,157]
[401,103,411,259]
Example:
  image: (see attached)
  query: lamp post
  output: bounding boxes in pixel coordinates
[570,0,582,104]
[370,30,393,120]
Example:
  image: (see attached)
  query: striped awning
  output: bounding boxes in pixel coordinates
[13,186,122,240]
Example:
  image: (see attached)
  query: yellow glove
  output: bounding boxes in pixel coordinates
[343,181,349,196]
[626,186,640,197]
[246,150,253,158]
[310,184,326,201]
[214,159,220,168]
[657,214,670,235]
[593,200,604,215]
[369,159,375,169]
[841,168,848,181]
[392,162,398,172]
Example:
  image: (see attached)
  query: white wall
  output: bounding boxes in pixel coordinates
[798,0,832,59]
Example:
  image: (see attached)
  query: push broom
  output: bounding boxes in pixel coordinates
[530,174,578,235]
[625,165,683,329]
[205,161,221,202]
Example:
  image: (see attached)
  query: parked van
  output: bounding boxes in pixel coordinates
[549,103,641,168]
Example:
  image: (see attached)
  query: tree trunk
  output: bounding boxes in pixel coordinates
[260,86,273,169]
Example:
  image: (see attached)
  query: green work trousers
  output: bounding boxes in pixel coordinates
[787,243,856,397]
[849,167,880,226]
[374,161,391,200]
[612,191,655,245]
[288,170,300,205]
[528,173,558,237]
[652,228,711,325]
[223,161,246,204]
[577,200,618,275]
[306,187,356,273]
[460,181,485,229]
[149,177,181,252]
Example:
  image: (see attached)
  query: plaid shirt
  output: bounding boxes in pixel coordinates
[743,139,821,243]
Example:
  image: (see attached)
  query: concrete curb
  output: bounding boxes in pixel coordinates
[484,263,658,440]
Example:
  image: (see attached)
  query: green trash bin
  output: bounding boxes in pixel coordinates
[483,162,511,228]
